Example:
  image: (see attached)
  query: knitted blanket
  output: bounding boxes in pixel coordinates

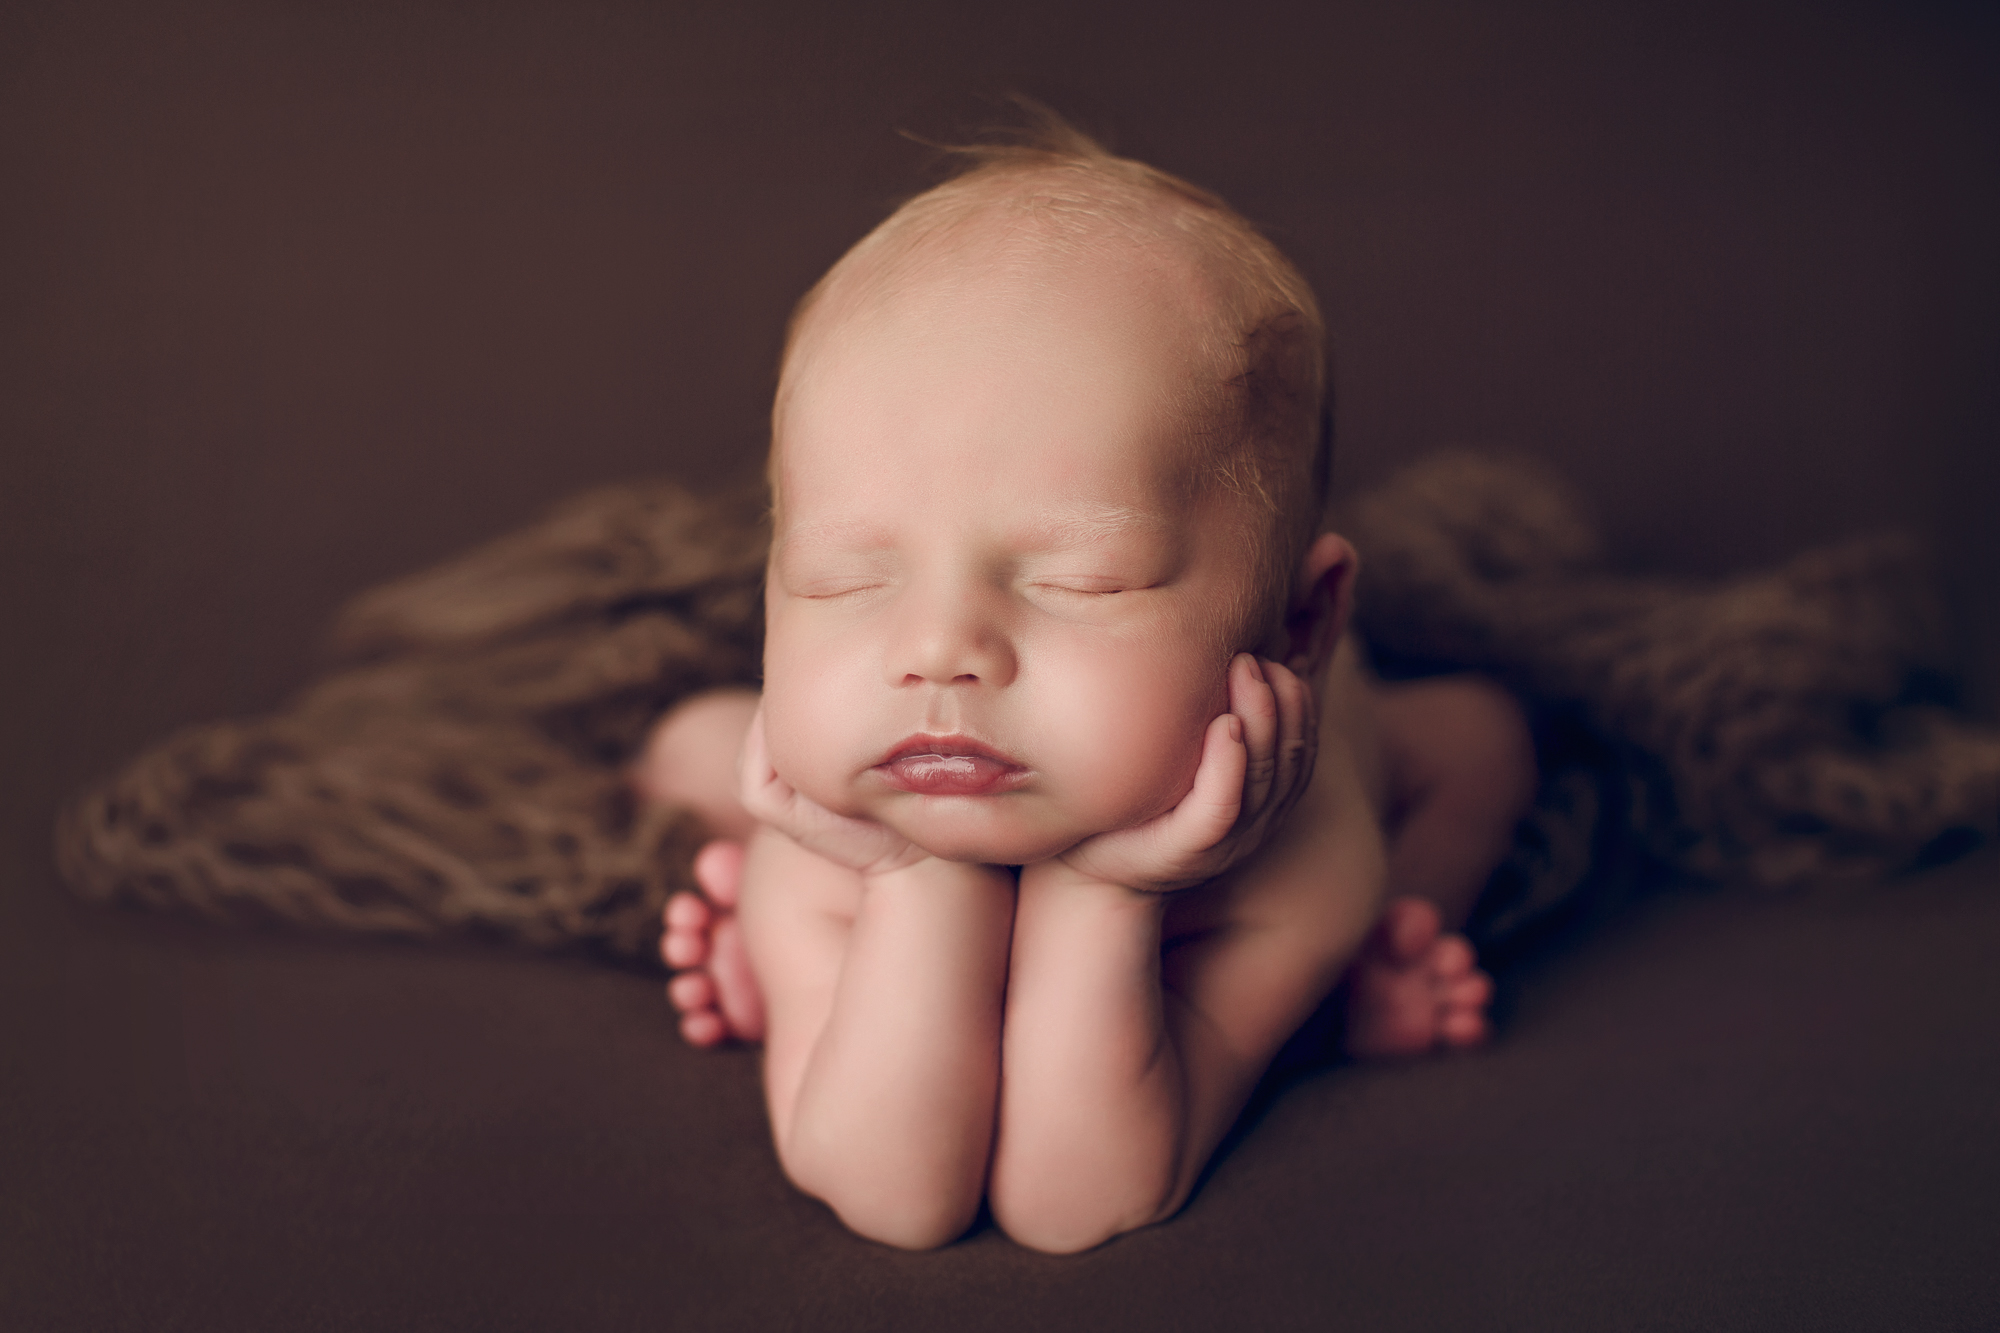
[56,455,2000,959]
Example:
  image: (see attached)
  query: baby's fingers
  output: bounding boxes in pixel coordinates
[733,708,923,873]
[1228,653,1280,819]
[1174,709,1250,858]
[1260,657,1317,815]
[1056,711,1250,890]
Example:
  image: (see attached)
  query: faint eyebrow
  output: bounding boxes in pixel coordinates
[777,518,894,556]
[779,505,1169,555]
[1018,505,1170,551]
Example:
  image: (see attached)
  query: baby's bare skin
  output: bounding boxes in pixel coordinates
[642,668,1528,1061]
[637,151,1538,1252]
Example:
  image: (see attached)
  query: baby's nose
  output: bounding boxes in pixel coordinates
[886,588,1018,688]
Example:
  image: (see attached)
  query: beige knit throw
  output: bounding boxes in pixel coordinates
[55,454,2000,959]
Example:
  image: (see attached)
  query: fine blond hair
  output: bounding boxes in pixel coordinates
[774,110,1332,629]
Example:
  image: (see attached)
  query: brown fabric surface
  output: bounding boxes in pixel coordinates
[1348,453,2000,887]
[6,1,1998,1330]
[56,481,768,956]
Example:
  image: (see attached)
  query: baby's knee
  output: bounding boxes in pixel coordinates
[1443,678,1535,787]
[1382,675,1538,813]
[630,687,761,837]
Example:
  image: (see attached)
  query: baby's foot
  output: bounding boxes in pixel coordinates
[661,840,767,1047]
[1344,897,1492,1059]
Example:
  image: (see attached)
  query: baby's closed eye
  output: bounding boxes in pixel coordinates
[1028,577,1131,595]
[793,576,891,600]
[1019,573,1172,621]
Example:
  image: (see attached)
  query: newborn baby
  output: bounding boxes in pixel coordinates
[635,122,1535,1253]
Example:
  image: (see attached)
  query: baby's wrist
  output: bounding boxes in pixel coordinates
[1020,857,1167,904]
[862,855,1012,898]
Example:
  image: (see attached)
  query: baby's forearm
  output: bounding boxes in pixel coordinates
[987,865,1192,1254]
[779,857,1015,1250]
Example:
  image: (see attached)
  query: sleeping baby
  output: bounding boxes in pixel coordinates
[630,118,1536,1253]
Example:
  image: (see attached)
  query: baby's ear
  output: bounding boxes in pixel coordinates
[1282,533,1358,678]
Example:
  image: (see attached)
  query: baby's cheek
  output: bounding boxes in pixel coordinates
[1030,645,1221,829]
[760,632,872,817]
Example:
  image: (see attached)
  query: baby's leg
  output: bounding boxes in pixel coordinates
[1374,675,1539,930]
[630,687,760,842]
[1346,675,1537,1058]
[632,688,767,1046]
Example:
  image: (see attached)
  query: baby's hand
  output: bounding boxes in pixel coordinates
[738,706,931,877]
[1055,653,1316,893]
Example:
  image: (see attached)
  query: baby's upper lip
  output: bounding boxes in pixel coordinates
[879,734,1026,770]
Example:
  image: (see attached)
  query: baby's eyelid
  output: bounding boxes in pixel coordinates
[789,576,888,599]
[1027,578,1130,595]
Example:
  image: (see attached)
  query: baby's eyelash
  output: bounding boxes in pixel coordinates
[795,579,887,599]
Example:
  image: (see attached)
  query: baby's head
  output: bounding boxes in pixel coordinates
[760,119,1351,865]
[779,121,1331,628]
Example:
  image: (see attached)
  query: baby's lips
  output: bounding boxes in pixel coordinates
[875,743,1028,797]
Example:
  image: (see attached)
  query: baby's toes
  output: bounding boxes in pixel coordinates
[667,970,716,1014]
[679,1009,728,1048]
[693,840,747,909]
[1428,932,1477,981]
[1437,966,1492,1049]
[1439,1005,1488,1048]
[1383,897,1444,964]
[662,927,709,969]
[660,896,712,969]
[665,890,712,935]
[1446,967,1493,1012]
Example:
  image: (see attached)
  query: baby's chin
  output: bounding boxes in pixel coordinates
[875,797,1097,868]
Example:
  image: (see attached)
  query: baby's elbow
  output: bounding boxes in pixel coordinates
[829,1190,979,1252]
[993,1200,1174,1256]
[997,1211,1129,1256]
[989,1167,1184,1255]
[783,1143,981,1251]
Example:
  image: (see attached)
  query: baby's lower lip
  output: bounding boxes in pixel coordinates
[876,752,1028,797]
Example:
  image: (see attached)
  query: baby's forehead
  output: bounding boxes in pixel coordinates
[774,201,1277,534]
[791,223,1238,422]
[842,196,1229,328]
[789,259,1226,460]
